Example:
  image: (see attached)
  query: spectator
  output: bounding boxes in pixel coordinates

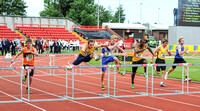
[15,37,20,51]
[53,39,58,54]
[0,39,2,55]
[5,38,11,55]
[1,38,6,56]
[75,39,80,50]
[38,38,43,54]
[10,39,17,55]
[49,40,54,53]
[57,39,62,53]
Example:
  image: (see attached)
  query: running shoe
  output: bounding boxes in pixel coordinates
[160,83,167,87]
[101,84,105,90]
[95,55,102,61]
[164,72,168,80]
[26,87,32,94]
[131,84,134,89]
[144,74,148,79]
[184,78,192,82]
[22,75,26,84]
[118,71,125,76]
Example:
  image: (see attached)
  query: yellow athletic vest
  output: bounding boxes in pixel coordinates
[157,45,168,60]
[80,44,94,57]
[132,45,145,62]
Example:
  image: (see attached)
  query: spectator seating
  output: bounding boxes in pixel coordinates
[0,25,23,40]
[16,26,80,42]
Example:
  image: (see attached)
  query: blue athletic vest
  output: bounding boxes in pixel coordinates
[175,45,184,59]
[102,43,114,57]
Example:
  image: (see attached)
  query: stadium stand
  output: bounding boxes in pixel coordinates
[0,23,23,40]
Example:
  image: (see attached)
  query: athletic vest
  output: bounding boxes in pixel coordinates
[23,47,35,66]
[102,42,114,57]
[132,44,145,61]
[175,45,184,59]
[80,44,94,57]
[157,45,168,60]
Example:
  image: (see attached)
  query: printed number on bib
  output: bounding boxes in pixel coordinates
[26,54,33,61]
[136,54,142,58]
[161,54,166,57]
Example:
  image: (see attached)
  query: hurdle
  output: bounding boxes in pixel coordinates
[112,64,149,98]
[0,66,22,103]
[0,59,22,77]
[68,65,112,100]
[151,63,186,96]
[35,54,77,76]
[21,66,68,102]
[186,63,200,94]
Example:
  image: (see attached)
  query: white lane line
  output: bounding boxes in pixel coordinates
[152,96,200,108]
[112,98,162,111]
[0,90,46,111]
[3,71,104,111]
[35,70,162,111]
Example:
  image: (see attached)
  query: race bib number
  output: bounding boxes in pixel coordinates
[136,54,143,58]
[161,54,166,57]
[105,52,112,56]
[26,54,33,61]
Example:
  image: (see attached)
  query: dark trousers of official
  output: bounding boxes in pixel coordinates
[58,46,61,53]
[50,46,53,53]
[1,47,6,56]
[6,47,10,54]
[54,46,57,54]
[11,48,16,55]
[39,46,43,54]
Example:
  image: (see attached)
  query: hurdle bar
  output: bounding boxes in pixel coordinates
[21,66,69,102]
[69,65,112,100]
[112,64,149,98]
[35,54,77,75]
[0,66,22,103]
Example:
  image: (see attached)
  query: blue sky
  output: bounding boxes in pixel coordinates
[25,0,178,25]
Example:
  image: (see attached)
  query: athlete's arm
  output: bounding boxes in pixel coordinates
[167,47,171,56]
[153,46,161,55]
[146,45,154,56]
[107,42,119,50]
[134,45,147,53]
[151,46,161,64]
[81,44,87,53]
[178,45,188,55]
[32,48,39,56]
[116,46,128,57]
[11,48,24,64]
[94,43,108,48]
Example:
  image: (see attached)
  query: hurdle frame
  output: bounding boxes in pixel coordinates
[0,66,22,103]
[112,64,149,98]
[21,66,69,102]
[151,63,186,96]
[187,63,200,94]
[68,65,112,100]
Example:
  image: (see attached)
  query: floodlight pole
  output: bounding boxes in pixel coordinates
[97,0,100,27]
[140,3,142,24]
[119,0,120,23]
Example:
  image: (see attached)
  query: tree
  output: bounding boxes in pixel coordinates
[67,0,97,25]
[0,0,27,16]
[111,5,126,23]
[40,0,74,18]
[97,5,113,26]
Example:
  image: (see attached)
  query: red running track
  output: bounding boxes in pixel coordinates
[0,54,200,111]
